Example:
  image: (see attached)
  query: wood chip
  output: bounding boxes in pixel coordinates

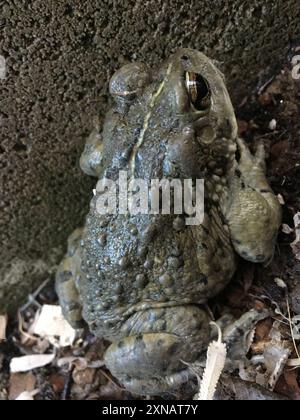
[32,305,76,347]
[291,212,300,261]
[9,372,36,400]
[282,223,294,234]
[269,119,277,131]
[274,278,287,289]
[73,368,96,385]
[0,314,7,340]
[10,354,55,373]
[15,390,39,400]
[275,369,300,400]
[286,358,300,367]
[277,194,285,205]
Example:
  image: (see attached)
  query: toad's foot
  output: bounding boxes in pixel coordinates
[225,139,282,264]
[55,228,85,329]
[104,305,211,396]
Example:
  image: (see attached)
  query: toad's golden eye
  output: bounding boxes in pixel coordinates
[185,72,211,111]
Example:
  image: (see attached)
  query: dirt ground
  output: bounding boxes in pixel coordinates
[0,46,300,401]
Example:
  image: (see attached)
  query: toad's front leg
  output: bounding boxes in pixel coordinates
[79,127,104,178]
[224,139,282,264]
[55,228,85,329]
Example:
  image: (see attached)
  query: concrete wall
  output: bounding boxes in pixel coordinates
[1,0,299,311]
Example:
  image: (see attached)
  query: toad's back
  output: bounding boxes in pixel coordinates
[56,49,281,396]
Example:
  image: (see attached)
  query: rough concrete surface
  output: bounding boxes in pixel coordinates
[0,0,299,312]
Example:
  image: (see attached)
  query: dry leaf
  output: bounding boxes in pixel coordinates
[73,368,96,385]
[237,119,249,135]
[57,356,104,371]
[286,358,300,367]
[250,320,293,390]
[275,369,300,400]
[50,373,65,393]
[224,309,269,367]
[0,314,7,340]
[274,278,287,289]
[264,345,291,390]
[196,323,227,401]
[98,381,128,400]
[277,194,285,205]
[217,376,289,400]
[57,357,88,370]
[15,390,39,400]
[269,119,277,130]
[282,224,294,234]
[9,373,36,400]
[10,354,55,373]
[291,212,300,260]
[254,318,273,341]
[32,305,76,347]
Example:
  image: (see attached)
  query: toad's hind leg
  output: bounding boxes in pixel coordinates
[104,305,211,396]
[55,228,85,329]
[225,139,282,263]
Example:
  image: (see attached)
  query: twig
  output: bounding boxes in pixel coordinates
[257,76,276,95]
[99,369,125,390]
[61,365,75,401]
[17,311,39,343]
[286,296,300,359]
[20,278,51,312]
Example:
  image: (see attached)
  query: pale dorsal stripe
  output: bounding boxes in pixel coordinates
[130,63,173,175]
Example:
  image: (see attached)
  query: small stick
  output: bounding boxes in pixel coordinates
[286,296,300,360]
[20,278,51,312]
[61,365,75,401]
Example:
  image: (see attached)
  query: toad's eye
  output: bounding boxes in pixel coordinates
[185,72,211,111]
